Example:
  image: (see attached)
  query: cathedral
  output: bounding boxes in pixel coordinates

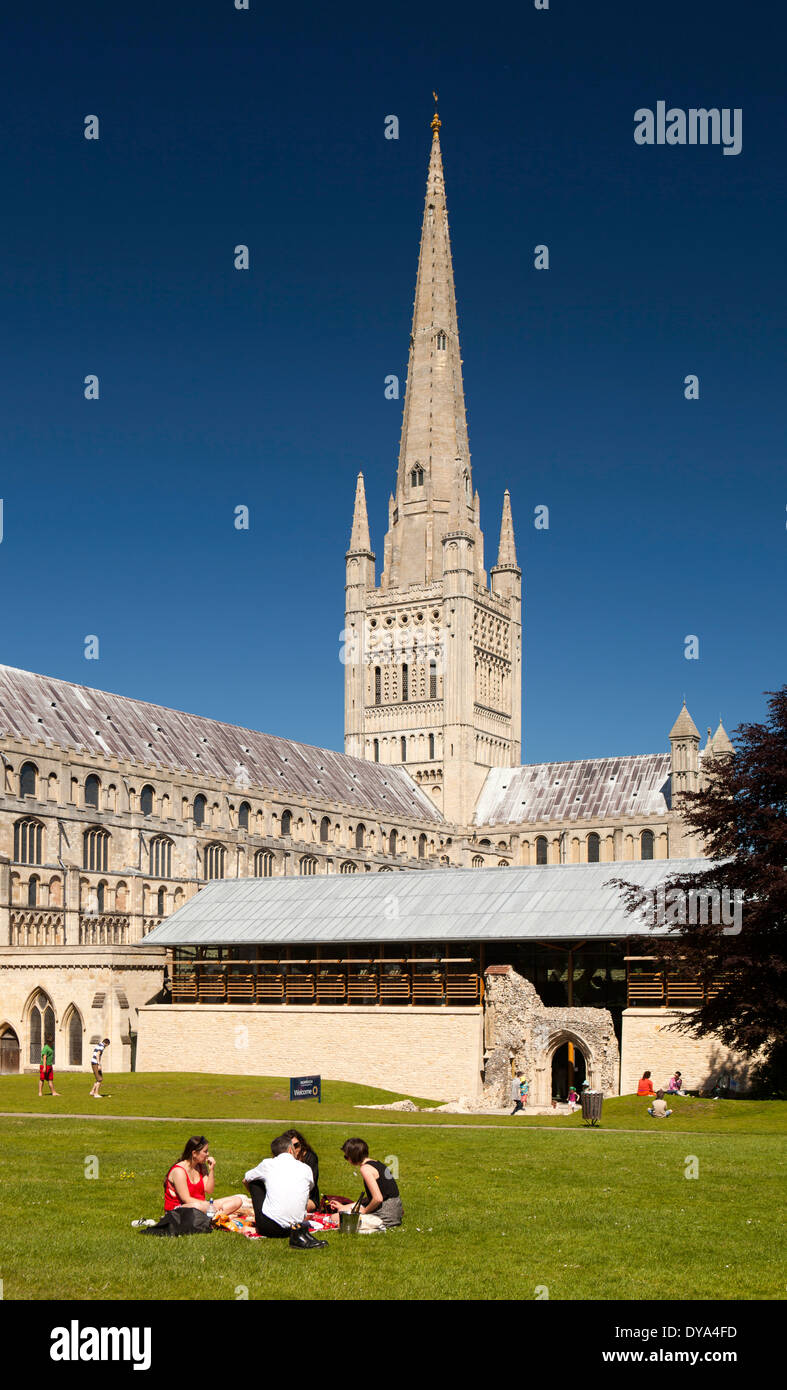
[0,113,734,1090]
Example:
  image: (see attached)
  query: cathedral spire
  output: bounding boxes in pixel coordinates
[381,115,477,589]
[495,490,518,568]
[396,118,470,498]
[348,471,372,554]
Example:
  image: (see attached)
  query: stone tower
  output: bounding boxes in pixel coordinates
[344,109,523,824]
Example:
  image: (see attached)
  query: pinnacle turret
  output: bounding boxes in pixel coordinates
[669,702,700,741]
[495,490,518,569]
[348,472,373,555]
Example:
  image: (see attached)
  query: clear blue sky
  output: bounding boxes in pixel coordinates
[1,0,784,763]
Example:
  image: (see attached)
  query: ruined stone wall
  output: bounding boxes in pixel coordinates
[482,964,620,1105]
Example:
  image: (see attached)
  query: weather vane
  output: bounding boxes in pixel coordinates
[431,91,441,139]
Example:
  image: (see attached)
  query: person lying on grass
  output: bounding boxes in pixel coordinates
[164,1136,244,1218]
[329,1138,404,1228]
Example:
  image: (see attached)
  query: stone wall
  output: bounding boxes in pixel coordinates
[482,965,620,1105]
[620,1009,755,1093]
[0,945,166,1073]
[136,1003,485,1100]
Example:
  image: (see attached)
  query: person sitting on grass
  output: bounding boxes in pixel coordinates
[244,1134,327,1248]
[164,1136,244,1218]
[330,1138,403,1228]
[637,1070,655,1096]
[283,1129,320,1211]
[38,1036,60,1098]
[647,1090,673,1119]
[667,1070,684,1095]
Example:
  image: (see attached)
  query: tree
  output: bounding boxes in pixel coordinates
[611,688,787,1072]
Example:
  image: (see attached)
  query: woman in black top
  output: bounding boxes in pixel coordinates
[284,1129,319,1211]
[331,1137,404,1228]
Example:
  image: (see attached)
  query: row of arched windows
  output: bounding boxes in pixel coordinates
[26,993,85,1066]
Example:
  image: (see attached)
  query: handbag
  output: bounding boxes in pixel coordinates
[142,1207,214,1237]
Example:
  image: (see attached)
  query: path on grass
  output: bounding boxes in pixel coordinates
[0,1109,766,1137]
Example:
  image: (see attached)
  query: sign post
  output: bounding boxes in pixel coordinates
[289,1074,321,1102]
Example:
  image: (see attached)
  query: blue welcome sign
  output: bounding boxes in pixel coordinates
[290,1074,321,1102]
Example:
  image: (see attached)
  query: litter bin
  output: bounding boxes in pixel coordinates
[581,1090,603,1126]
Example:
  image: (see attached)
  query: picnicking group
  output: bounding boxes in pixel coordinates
[637,1068,687,1117]
[139,1130,404,1248]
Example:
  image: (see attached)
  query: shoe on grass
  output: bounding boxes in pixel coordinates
[131,1218,156,1228]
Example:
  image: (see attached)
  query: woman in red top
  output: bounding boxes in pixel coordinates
[164,1136,244,1216]
[636,1071,656,1096]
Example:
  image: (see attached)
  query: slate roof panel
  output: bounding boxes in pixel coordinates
[138,858,711,947]
[0,664,442,823]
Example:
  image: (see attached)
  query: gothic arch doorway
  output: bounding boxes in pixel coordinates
[0,1026,21,1074]
[551,1039,587,1100]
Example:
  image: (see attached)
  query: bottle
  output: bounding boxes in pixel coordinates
[208,1198,214,1221]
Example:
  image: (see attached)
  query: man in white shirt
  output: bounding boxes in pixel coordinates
[244,1134,326,1248]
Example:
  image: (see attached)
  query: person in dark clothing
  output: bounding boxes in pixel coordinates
[330,1137,404,1228]
[283,1129,320,1211]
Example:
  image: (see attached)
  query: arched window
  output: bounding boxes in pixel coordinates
[429,660,437,699]
[374,667,382,706]
[436,331,447,350]
[320,816,331,844]
[203,843,226,880]
[299,856,317,876]
[14,818,43,865]
[429,734,435,759]
[373,739,379,762]
[410,466,424,487]
[157,886,166,916]
[536,836,548,866]
[254,850,274,877]
[84,775,101,809]
[149,836,172,878]
[140,784,154,817]
[67,1008,83,1066]
[280,809,292,836]
[28,991,55,1066]
[19,762,38,797]
[193,794,207,827]
[83,828,109,872]
[238,802,250,831]
[27,875,39,908]
[641,829,654,860]
[355,823,365,850]
[472,855,484,868]
[388,829,398,856]
[418,833,427,860]
[402,664,409,702]
[587,833,600,864]
[400,736,407,762]
[96,881,106,913]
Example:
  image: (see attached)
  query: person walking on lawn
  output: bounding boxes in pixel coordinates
[89,1037,110,1098]
[38,1036,60,1097]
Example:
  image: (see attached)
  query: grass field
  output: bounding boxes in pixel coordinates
[1,1075,785,1301]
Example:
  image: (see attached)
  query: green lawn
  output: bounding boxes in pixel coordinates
[0,1076,785,1300]
[3,1071,786,1133]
